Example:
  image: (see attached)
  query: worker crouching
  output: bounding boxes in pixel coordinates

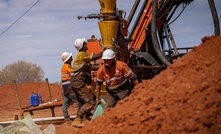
[70,38,103,127]
[96,49,139,108]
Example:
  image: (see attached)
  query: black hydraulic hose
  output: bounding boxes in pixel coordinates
[208,0,220,35]
[151,0,171,66]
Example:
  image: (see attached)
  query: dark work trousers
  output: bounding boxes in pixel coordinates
[71,73,94,119]
[106,80,132,108]
[62,83,78,120]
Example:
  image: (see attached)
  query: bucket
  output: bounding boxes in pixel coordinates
[30,93,42,107]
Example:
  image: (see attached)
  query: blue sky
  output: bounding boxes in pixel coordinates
[0,0,220,83]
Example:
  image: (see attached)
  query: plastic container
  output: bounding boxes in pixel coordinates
[30,93,42,107]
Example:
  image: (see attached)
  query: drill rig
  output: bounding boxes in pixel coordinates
[79,0,220,80]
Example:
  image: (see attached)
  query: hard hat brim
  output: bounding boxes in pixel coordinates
[102,56,114,60]
[63,53,72,63]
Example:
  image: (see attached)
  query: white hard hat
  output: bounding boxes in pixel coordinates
[102,49,115,59]
[74,38,86,51]
[61,52,72,63]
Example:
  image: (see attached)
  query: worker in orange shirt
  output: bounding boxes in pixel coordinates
[70,38,103,127]
[96,49,139,108]
[61,52,78,125]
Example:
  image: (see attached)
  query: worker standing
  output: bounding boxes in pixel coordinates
[70,38,103,127]
[61,52,78,125]
[96,49,139,108]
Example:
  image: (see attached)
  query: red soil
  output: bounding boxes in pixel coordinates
[80,36,221,134]
[0,82,77,121]
[0,36,220,134]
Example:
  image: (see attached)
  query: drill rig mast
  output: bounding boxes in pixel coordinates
[78,0,220,79]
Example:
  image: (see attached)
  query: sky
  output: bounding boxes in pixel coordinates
[0,0,220,83]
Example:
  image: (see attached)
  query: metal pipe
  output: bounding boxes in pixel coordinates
[0,116,76,128]
[151,0,171,66]
[129,0,147,38]
[127,0,141,27]
[208,0,220,35]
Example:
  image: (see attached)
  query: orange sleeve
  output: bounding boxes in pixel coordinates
[96,65,105,84]
[119,61,135,79]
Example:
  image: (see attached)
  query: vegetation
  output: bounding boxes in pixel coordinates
[0,60,44,85]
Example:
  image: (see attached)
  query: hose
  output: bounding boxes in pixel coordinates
[208,0,220,35]
[151,0,171,66]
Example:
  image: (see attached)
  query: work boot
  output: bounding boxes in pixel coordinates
[63,120,72,125]
[71,117,84,128]
[83,119,91,125]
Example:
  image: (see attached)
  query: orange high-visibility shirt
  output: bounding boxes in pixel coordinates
[96,61,135,90]
[61,63,72,83]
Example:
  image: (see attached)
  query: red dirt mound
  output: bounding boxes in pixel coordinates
[0,36,220,134]
[78,36,221,134]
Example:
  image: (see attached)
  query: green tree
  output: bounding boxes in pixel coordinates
[0,60,44,85]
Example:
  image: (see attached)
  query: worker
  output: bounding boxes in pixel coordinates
[61,52,78,125]
[88,35,97,41]
[70,38,103,127]
[96,49,139,108]
[91,35,97,40]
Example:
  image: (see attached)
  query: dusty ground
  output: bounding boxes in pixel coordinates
[0,36,221,134]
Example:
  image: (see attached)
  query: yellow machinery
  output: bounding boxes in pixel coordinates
[98,0,119,48]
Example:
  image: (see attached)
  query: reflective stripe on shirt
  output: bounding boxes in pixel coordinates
[97,74,127,90]
[106,79,128,90]
[62,81,70,85]
[106,75,123,83]
[61,73,69,77]
[124,69,132,77]
[97,78,103,83]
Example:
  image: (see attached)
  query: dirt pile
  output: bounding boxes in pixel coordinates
[79,36,221,134]
[0,36,220,134]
